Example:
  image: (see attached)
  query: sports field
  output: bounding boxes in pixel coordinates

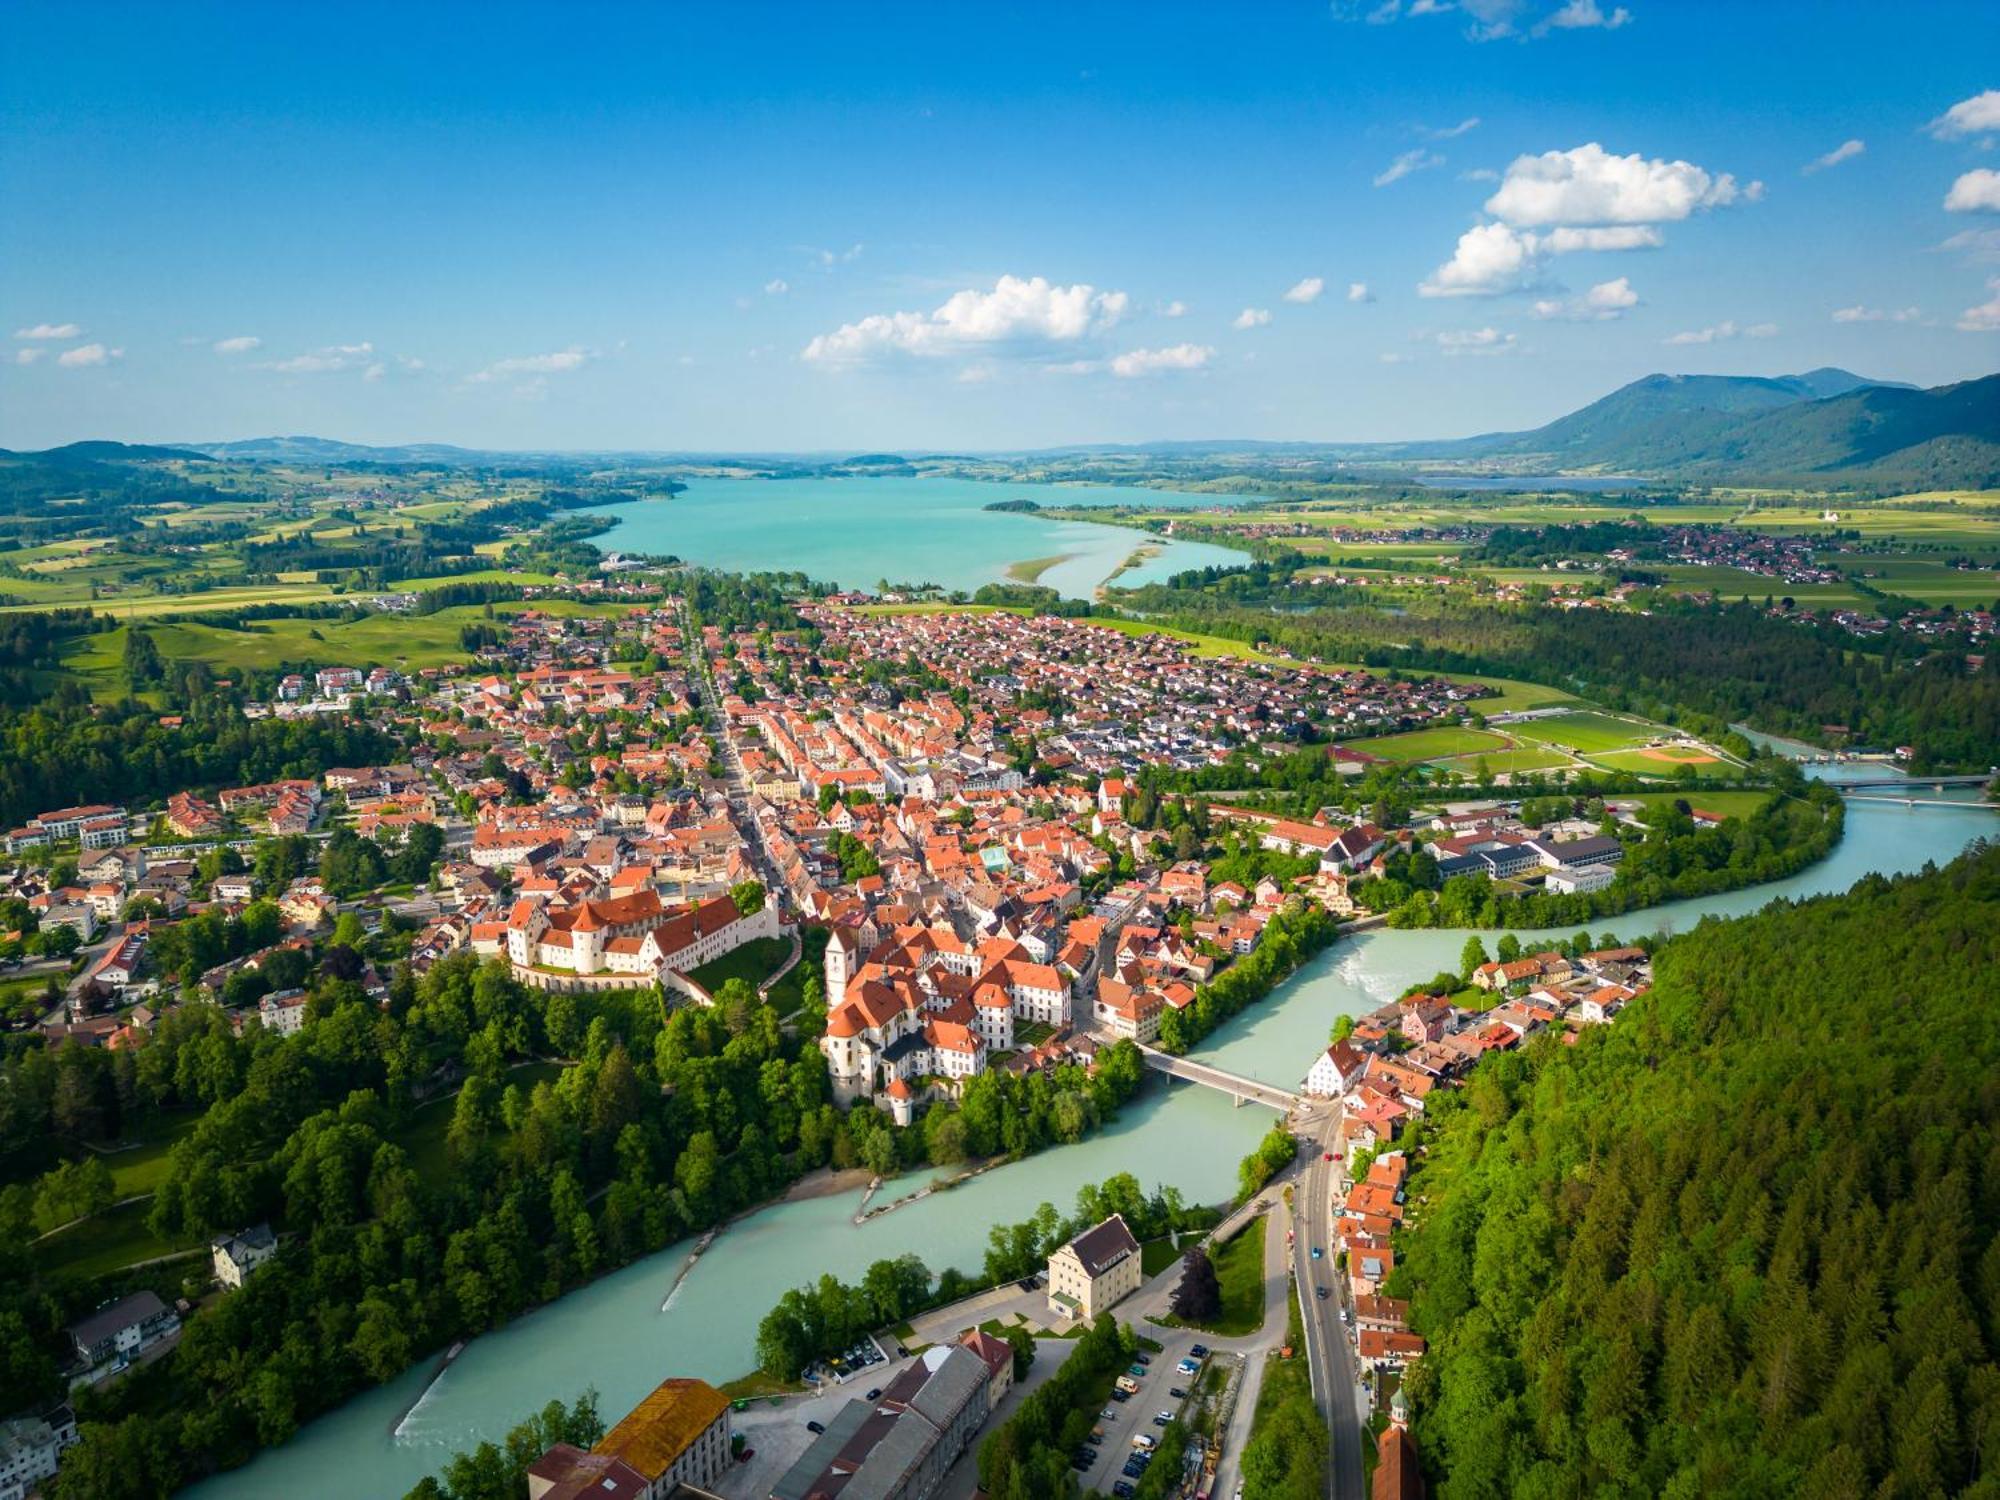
[1510,710,1658,754]
[1343,726,1511,763]
[1588,746,1738,778]
[1428,745,1573,775]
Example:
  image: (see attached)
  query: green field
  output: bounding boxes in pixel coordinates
[687,935,803,1013]
[1428,745,1573,775]
[1155,1214,1267,1338]
[1510,710,1660,754]
[1620,788,1774,819]
[34,1198,197,1281]
[1346,726,1511,763]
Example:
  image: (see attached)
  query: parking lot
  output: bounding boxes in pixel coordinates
[1066,1325,1214,1498]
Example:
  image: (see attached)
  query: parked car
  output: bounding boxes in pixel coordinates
[1127,1364,1148,1377]
[1111,1388,1132,1402]
[1134,1352,1151,1365]
[1153,1412,1172,1427]
[735,1448,755,1463]
[1113,1484,1135,1498]
[1169,1386,1187,1399]
[1324,1151,1335,1161]
[805,1420,825,1434]
[1190,1344,1209,1358]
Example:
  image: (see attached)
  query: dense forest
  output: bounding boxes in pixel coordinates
[1393,842,2000,1498]
[1113,581,2000,770]
[0,694,397,831]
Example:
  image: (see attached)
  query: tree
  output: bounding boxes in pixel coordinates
[729,880,766,918]
[1170,1246,1222,1323]
[1459,934,1490,981]
[33,1154,114,1231]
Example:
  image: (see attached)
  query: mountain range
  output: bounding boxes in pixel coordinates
[8,368,1998,487]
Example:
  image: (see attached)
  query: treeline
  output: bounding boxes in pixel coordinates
[1115,580,2000,771]
[1156,902,1342,1054]
[1394,842,2000,1497]
[0,696,396,833]
[23,952,853,1497]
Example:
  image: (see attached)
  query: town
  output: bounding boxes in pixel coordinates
[0,585,1705,1500]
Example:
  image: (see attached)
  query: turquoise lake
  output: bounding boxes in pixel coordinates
[598,476,1246,598]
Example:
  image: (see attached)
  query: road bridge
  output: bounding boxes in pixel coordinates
[1137,1045,1303,1112]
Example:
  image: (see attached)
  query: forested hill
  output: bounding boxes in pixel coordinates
[1400,369,2000,487]
[1395,843,2000,1498]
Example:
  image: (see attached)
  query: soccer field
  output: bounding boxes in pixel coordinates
[1346,725,1511,763]
[1511,711,1658,754]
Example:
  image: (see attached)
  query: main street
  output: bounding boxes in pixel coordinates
[680,600,787,906]
[1291,1101,1368,1500]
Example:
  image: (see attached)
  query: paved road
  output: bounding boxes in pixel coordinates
[681,601,788,906]
[1291,1106,1367,1500]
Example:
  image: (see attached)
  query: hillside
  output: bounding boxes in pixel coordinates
[1411,369,1999,485]
[1394,844,2000,1497]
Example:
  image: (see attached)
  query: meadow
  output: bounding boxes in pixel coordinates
[1510,711,1661,754]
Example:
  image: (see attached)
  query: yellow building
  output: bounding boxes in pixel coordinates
[1046,1213,1142,1321]
[592,1377,732,1498]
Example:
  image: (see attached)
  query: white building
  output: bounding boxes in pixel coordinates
[0,1407,77,1500]
[212,1224,277,1289]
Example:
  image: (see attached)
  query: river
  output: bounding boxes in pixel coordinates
[598,476,1245,599]
[184,769,1994,1498]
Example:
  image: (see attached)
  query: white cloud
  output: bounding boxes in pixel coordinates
[1530,276,1639,321]
[1419,117,1481,141]
[1460,167,1500,183]
[1432,326,1518,354]
[1803,139,1865,174]
[764,278,790,295]
[1534,0,1631,33]
[1831,305,1919,324]
[1338,0,1632,41]
[1111,343,1216,377]
[212,335,262,354]
[363,363,387,382]
[1485,143,1748,227]
[261,341,377,374]
[1930,90,2000,142]
[1232,307,1272,330]
[13,322,81,341]
[1422,223,1541,297]
[1348,282,1374,303]
[1160,300,1189,318]
[1940,227,2000,264]
[1945,169,2000,214]
[1957,279,2000,333]
[1283,277,1326,304]
[1375,149,1444,187]
[1663,319,1777,345]
[13,349,45,366]
[57,343,121,367]
[801,274,1129,365]
[469,347,593,383]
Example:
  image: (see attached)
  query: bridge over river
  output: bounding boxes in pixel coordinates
[1137,1044,1303,1112]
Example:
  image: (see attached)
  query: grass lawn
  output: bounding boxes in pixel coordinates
[387,568,564,590]
[1141,1238,1184,1278]
[1253,1279,1313,1424]
[1426,745,1574,775]
[1156,1216,1267,1338]
[86,1111,203,1198]
[1510,710,1658,754]
[1345,726,1510,763]
[688,935,797,1009]
[1620,788,1774,818]
[34,1198,196,1281]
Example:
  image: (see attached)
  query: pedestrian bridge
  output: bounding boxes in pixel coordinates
[1138,1045,1303,1112]
[1828,774,1992,792]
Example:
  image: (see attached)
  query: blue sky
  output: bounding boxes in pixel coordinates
[4,0,1997,451]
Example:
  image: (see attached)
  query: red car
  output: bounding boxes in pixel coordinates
[1323,1151,1334,1161]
